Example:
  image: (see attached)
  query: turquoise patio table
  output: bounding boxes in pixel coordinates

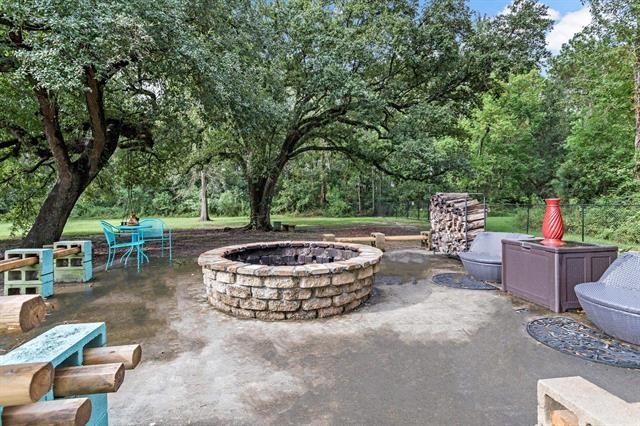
[116,224,152,267]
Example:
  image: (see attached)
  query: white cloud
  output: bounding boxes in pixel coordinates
[546,8,561,21]
[546,7,592,54]
[499,4,512,16]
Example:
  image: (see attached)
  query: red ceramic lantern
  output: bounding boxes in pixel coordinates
[541,198,564,246]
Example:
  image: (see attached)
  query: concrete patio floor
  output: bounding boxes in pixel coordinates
[2,249,640,425]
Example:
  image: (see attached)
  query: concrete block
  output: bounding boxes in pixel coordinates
[53,241,92,283]
[4,248,54,297]
[537,376,640,426]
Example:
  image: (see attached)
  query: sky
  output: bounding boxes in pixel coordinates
[468,0,592,54]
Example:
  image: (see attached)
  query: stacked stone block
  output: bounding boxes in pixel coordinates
[198,241,383,321]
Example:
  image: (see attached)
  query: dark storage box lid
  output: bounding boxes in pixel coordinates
[503,238,617,253]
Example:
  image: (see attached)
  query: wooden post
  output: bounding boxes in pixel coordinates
[0,257,39,274]
[0,295,47,332]
[322,234,336,242]
[53,363,125,397]
[370,233,386,251]
[420,231,431,250]
[83,344,142,370]
[52,247,81,259]
[0,363,54,406]
[2,398,92,426]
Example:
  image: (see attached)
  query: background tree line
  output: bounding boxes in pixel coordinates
[0,0,637,243]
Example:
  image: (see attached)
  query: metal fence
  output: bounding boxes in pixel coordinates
[485,203,640,247]
[364,197,639,248]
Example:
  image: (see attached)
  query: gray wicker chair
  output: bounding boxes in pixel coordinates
[459,232,533,283]
[575,252,640,345]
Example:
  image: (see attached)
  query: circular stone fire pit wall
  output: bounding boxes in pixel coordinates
[198,241,384,320]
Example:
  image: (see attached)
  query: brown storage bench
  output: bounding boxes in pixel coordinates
[501,239,617,312]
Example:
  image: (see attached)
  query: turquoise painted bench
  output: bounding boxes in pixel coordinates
[0,323,109,426]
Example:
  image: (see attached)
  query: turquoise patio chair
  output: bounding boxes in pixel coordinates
[100,221,144,272]
[139,218,172,262]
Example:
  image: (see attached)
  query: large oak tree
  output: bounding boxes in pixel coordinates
[0,0,201,245]
[195,0,552,230]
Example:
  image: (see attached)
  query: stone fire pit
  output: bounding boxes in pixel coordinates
[198,241,384,320]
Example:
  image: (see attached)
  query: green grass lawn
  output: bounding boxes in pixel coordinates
[0,215,426,240]
[3,214,635,250]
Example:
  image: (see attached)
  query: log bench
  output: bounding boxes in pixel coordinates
[0,322,141,426]
[323,231,431,252]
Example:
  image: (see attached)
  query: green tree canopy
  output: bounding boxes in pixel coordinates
[0,0,213,244]
[194,0,553,229]
[464,70,567,202]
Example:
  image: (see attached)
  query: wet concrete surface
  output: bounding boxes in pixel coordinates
[2,249,640,425]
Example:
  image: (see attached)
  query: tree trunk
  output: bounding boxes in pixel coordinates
[22,173,89,247]
[635,56,640,150]
[246,177,277,230]
[319,153,327,208]
[371,168,376,215]
[199,170,210,221]
[357,176,362,213]
[634,53,640,178]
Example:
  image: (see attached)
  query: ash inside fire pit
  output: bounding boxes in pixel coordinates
[198,241,383,321]
[226,245,360,266]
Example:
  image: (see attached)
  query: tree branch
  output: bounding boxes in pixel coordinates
[84,66,112,175]
[0,15,49,31]
[0,156,52,185]
[34,87,72,176]
[102,59,131,83]
[335,117,390,139]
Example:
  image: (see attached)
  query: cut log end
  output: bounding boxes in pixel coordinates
[20,296,47,332]
[0,295,47,333]
[1,398,92,426]
[83,344,142,370]
[29,363,54,403]
[0,362,54,407]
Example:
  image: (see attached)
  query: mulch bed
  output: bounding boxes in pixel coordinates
[527,316,640,369]
[431,272,497,290]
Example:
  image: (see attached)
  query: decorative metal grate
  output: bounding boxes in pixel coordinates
[527,316,640,369]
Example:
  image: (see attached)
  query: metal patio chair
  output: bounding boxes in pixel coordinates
[100,220,144,271]
[139,218,172,262]
[459,231,533,282]
[575,252,640,345]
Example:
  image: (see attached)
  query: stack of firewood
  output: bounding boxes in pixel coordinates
[429,193,486,255]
